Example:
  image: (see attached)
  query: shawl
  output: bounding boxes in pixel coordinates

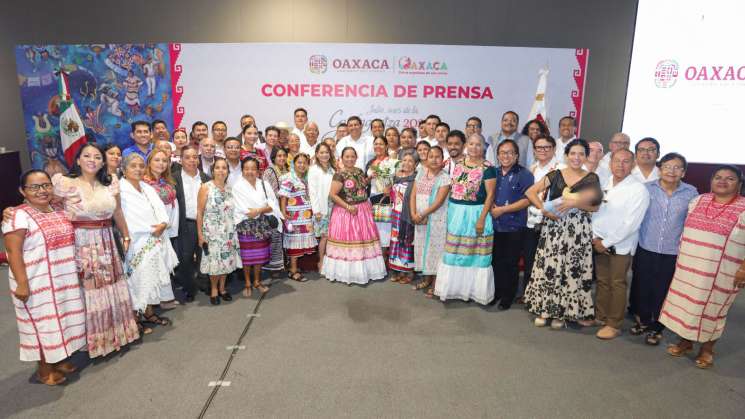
[232,177,284,232]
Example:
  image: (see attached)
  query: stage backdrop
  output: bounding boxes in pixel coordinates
[15,43,588,169]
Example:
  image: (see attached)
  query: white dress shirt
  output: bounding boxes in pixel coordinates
[227,160,242,187]
[592,175,650,255]
[631,165,660,184]
[181,169,202,220]
[336,134,374,170]
[308,164,335,216]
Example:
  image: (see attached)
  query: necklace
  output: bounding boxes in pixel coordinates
[704,194,738,219]
[464,158,483,169]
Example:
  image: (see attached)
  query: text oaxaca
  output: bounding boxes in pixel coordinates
[260,83,494,99]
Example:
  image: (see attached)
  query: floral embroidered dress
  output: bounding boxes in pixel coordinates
[413,169,450,275]
[200,181,241,275]
[367,157,399,247]
[279,172,317,256]
[321,168,387,285]
[434,161,496,305]
[51,173,139,358]
[388,173,416,272]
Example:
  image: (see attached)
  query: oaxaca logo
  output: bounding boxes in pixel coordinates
[309,55,328,74]
[654,59,679,88]
[398,57,448,74]
[329,58,390,72]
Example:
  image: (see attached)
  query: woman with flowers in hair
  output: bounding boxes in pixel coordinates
[321,147,387,285]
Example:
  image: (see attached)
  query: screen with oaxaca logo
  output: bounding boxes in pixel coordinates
[622,0,745,164]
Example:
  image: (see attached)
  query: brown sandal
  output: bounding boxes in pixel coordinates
[399,276,412,285]
[666,340,693,357]
[36,370,66,386]
[413,279,432,290]
[424,287,436,299]
[53,361,77,374]
[695,350,714,369]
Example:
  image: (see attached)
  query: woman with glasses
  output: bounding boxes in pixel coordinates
[629,153,698,345]
[3,170,86,385]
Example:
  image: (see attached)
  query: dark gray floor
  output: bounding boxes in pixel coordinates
[1,266,744,418]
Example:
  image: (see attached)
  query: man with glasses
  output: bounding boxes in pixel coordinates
[629,152,698,345]
[632,137,661,183]
[465,116,482,138]
[490,140,533,309]
[211,121,228,157]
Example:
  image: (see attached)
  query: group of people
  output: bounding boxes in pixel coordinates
[5,107,745,385]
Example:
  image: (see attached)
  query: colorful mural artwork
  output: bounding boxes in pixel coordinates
[14,44,173,170]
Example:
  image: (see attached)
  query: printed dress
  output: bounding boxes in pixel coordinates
[434,162,496,305]
[524,170,601,321]
[200,182,242,275]
[321,168,387,284]
[52,174,139,358]
[262,166,288,271]
[388,174,416,272]
[413,170,450,275]
[279,172,317,256]
[2,205,86,363]
[660,194,745,342]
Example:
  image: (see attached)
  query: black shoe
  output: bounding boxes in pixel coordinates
[220,293,232,302]
[498,303,511,311]
[185,293,195,303]
[210,296,221,305]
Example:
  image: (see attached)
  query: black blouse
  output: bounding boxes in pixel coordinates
[544,170,603,206]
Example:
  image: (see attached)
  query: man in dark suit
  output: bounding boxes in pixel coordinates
[172,145,210,302]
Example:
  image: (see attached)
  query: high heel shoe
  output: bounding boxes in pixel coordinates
[210,296,221,305]
[220,292,232,302]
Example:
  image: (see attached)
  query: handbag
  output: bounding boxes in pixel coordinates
[372,195,393,223]
[260,180,280,229]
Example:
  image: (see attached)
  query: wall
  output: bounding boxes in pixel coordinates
[0,0,638,169]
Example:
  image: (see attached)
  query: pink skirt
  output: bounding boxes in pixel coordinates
[321,200,387,284]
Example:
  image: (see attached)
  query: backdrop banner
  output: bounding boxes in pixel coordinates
[15,42,588,169]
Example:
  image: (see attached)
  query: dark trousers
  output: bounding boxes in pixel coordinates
[175,219,202,296]
[520,226,541,295]
[492,229,525,307]
[630,246,678,332]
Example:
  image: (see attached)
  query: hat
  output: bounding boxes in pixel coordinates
[274,121,291,131]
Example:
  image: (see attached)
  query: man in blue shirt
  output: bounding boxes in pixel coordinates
[122,120,153,159]
[490,140,534,309]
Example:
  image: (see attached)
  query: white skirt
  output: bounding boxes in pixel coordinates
[434,263,494,305]
[126,237,178,312]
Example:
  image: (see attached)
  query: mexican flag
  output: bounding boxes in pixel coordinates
[57,71,87,167]
[528,66,549,125]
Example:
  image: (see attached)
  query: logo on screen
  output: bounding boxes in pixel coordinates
[309,55,328,74]
[397,56,448,75]
[654,60,679,88]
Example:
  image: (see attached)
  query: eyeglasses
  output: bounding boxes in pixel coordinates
[660,164,684,172]
[534,145,554,151]
[637,147,658,153]
[24,183,53,192]
[466,124,480,128]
